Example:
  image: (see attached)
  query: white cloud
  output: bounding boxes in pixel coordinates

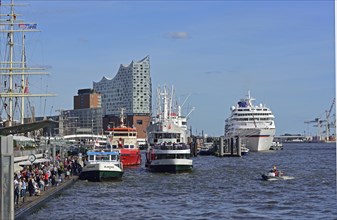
[164,31,190,39]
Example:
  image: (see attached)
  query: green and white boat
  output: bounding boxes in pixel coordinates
[80,149,124,181]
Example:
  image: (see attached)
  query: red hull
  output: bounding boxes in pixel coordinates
[120,148,141,166]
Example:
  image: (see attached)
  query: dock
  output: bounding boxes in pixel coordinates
[15,176,78,220]
[214,136,242,157]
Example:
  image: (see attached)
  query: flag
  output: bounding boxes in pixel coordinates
[24,78,29,93]
[18,24,37,29]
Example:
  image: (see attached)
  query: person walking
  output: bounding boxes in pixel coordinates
[21,177,26,203]
[14,177,19,207]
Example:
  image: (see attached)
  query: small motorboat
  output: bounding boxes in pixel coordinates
[261,171,283,181]
[241,145,249,156]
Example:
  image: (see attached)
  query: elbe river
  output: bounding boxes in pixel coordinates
[30,143,336,220]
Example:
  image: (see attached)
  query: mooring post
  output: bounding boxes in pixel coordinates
[0,136,14,220]
[230,137,234,155]
[227,138,230,154]
[236,136,241,156]
[220,136,224,157]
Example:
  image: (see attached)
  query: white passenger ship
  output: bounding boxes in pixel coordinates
[224,92,275,151]
[145,85,193,173]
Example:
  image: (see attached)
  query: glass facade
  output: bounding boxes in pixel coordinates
[93,56,152,116]
[61,108,103,135]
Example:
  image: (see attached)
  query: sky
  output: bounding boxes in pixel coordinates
[8,0,335,137]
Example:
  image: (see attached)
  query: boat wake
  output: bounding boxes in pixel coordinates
[280,176,295,180]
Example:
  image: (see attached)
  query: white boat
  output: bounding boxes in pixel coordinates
[241,145,250,155]
[80,147,124,181]
[198,142,214,155]
[145,142,193,173]
[224,91,276,151]
[270,141,283,150]
[145,85,193,173]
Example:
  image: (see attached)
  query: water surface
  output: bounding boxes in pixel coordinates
[30,143,336,219]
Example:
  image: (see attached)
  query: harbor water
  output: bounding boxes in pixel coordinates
[30,143,336,219]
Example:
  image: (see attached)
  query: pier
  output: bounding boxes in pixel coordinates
[15,176,78,220]
[215,136,242,157]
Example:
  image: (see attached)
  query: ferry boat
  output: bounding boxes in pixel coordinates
[145,142,193,173]
[146,85,193,173]
[106,108,141,166]
[224,91,275,151]
[80,148,124,181]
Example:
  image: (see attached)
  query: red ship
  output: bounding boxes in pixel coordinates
[106,109,141,166]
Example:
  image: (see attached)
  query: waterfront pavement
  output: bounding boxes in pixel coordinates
[15,175,78,220]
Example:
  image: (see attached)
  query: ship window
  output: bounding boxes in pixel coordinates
[130,145,135,149]
[111,155,116,160]
[112,145,118,149]
[137,120,143,125]
[96,155,109,161]
[89,155,94,160]
[114,133,128,136]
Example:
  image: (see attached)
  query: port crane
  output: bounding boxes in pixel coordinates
[304,98,335,141]
[325,98,335,141]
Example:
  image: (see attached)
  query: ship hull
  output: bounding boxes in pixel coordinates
[120,148,141,166]
[146,158,193,173]
[79,163,123,181]
[229,128,275,151]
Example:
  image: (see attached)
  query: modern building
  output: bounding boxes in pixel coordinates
[60,89,103,136]
[93,56,152,140]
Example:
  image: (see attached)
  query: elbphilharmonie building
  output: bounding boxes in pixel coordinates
[93,56,152,140]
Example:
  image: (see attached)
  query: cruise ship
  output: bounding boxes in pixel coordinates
[224,92,275,151]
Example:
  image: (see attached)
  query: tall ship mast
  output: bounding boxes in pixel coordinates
[0,0,55,128]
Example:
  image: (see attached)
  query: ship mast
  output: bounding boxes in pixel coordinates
[0,0,56,127]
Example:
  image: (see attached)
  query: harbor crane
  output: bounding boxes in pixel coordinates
[325,98,335,141]
[304,98,336,141]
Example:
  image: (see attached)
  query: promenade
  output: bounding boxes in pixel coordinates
[15,175,78,220]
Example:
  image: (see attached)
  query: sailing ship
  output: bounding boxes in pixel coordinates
[145,85,193,173]
[105,108,141,166]
[0,0,56,135]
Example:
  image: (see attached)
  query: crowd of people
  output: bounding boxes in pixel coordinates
[13,154,82,208]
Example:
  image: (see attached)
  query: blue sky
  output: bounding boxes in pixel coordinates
[14,0,335,136]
